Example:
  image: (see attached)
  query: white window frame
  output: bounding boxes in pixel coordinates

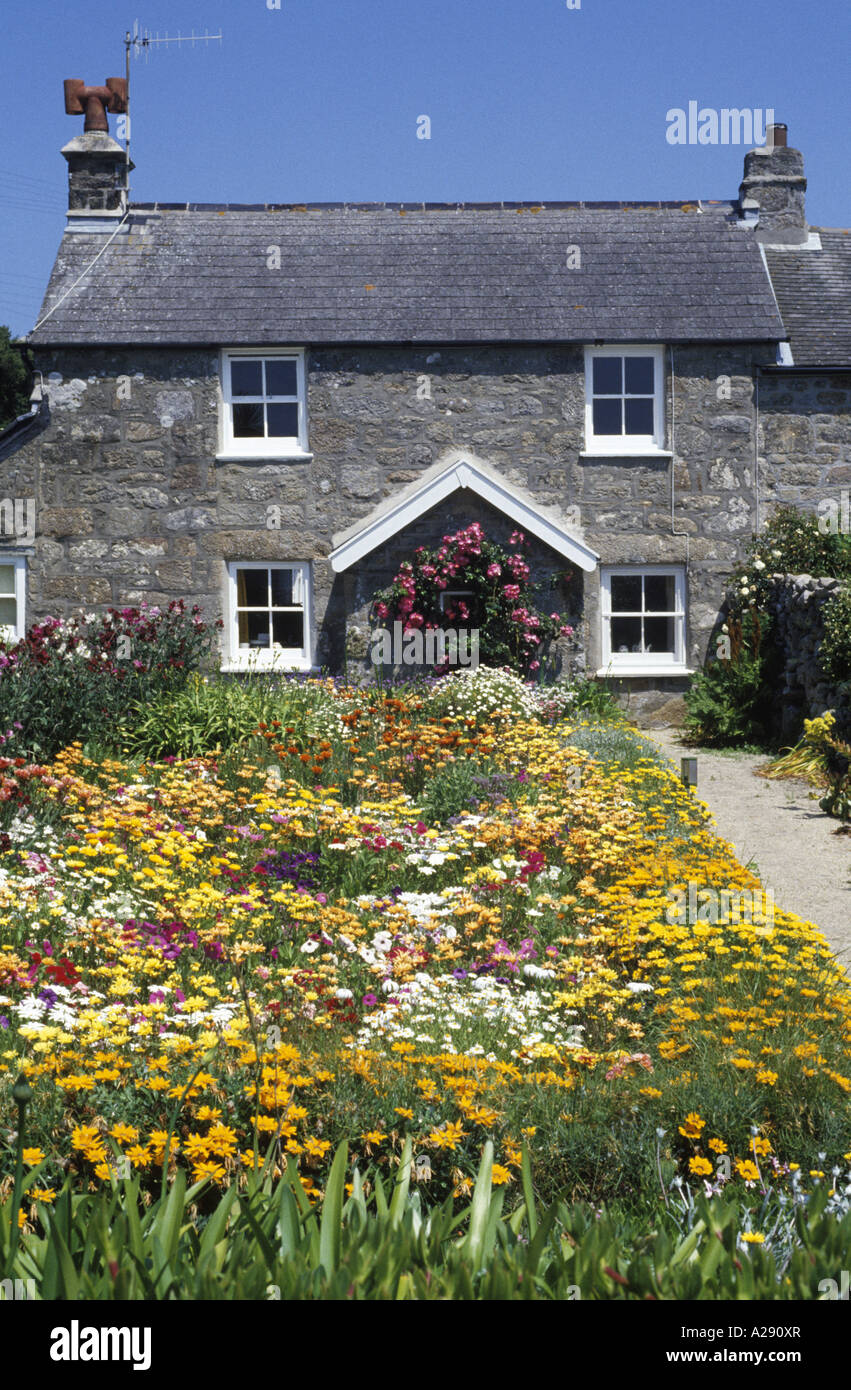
[583,345,667,455]
[225,561,312,671]
[0,556,26,644]
[599,565,691,676]
[219,349,309,459]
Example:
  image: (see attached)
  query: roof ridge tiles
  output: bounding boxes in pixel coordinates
[127,198,728,214]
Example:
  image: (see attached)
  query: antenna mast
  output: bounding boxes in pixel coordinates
[122,21,223,197]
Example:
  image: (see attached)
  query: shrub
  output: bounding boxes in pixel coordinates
[683,609,779,747]
[565,676,623,723]
[427,665,542,724]
[0,602,221,758]
[120,672,348,760]
[733,505,851,610]
[819,586,851,683]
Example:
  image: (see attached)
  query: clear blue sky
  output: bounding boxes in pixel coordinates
[1,0,848,338]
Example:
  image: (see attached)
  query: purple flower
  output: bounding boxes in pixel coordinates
[0,1016,8,1029]
[362,993,378,1007]
[452,969,468,979]
[38,988,58,1010]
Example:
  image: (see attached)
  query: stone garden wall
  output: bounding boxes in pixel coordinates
[764,574,849,737]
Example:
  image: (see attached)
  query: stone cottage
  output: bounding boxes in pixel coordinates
[1,87,849,721]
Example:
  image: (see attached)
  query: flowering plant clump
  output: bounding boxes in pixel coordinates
[726,505,851,622]
[0,601,222,758]
[429,665,552,724]
[370,524,573,677]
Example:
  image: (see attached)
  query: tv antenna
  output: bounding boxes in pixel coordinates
[121,20,223,195]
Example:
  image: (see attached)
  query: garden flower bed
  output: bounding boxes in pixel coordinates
[1,672,850,1250]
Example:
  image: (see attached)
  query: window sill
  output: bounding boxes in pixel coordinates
[580,448,672,460]
[216,451,313,464]
[596,665,694,679]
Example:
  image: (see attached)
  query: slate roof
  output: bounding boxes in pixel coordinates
[764,229,851,366]
[29,200,785,347]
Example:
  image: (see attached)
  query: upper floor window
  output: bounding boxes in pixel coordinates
[0,558,25,644]
[584,346,665,454]
[220,350,308,458]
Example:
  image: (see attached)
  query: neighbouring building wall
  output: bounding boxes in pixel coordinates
[759,371,851,511]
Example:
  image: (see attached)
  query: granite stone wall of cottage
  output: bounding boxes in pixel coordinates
[1,344,850,720]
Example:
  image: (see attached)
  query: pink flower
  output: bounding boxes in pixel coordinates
[487,563,501,578]
[503,584,521,600]
[375,602,389,619]
[529,660,540,670]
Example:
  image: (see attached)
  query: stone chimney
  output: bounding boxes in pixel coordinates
[738,123,807,245]
[61,78,133,230]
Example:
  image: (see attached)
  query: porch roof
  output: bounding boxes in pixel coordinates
[329,452,599,573]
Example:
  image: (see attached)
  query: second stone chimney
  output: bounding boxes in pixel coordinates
[738,123,808,245]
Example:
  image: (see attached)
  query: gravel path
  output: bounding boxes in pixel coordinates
[642,727,851,971]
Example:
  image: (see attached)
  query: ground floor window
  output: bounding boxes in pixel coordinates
[600,565,687,674]
[226,561,311,669]
[0,557,25,643]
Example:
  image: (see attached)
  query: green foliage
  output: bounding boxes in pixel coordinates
[119,672,348,759]
[0,327,32,433]
[3,1141,850,1299]
[564,676,623,723]
[684,609,779,747]
[819,586,851,683]
[734,505,851,609]
[0,603,220,759]
[121,675,277,759]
